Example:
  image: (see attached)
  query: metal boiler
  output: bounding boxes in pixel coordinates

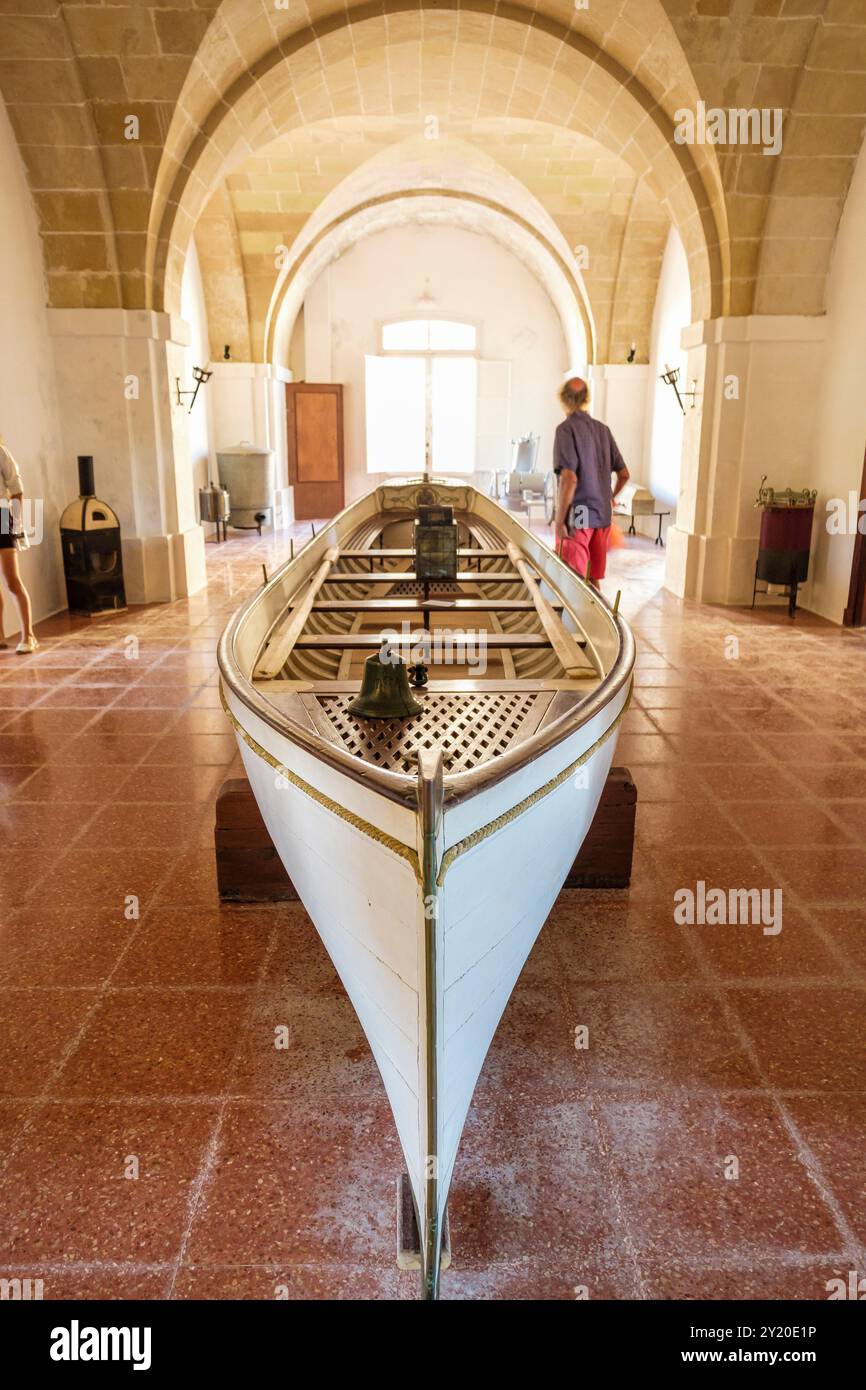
[216,442,275,533]
[199,482,230,542]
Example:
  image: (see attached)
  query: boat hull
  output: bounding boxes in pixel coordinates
[218,479,634,1297]
[223,672,627,1296]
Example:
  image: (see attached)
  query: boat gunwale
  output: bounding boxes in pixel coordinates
[217,484,636,810]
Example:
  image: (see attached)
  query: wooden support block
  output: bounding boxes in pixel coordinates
[214,767,636,902]
[396,1173,451,1272]
[215,778,299,902]
[563,766,636,889]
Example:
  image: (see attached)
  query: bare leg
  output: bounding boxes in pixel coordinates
[0,548,35,644]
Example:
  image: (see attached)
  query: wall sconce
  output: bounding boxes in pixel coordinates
[660,363,698,414]
[175,366,213,413]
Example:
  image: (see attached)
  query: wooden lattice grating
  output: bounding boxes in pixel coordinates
[316,691,547,774]
[386,580,463,597]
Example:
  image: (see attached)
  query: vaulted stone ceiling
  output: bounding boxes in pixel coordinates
[199,119,671,362]
[156,8,728,326]
[1,0,864,360]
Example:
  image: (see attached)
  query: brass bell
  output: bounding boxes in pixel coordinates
[348,649,424,719]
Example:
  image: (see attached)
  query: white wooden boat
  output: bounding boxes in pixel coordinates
[218,479,634,1298]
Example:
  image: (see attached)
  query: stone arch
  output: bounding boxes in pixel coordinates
[147,6,727,324]
[192,183,252,360]
[251,131,596,366]
[753,22,866,317]
[266,190,593,372]
[0,4,123,309]
[206,116,673,363]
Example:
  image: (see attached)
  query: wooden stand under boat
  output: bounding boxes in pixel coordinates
[214,766,637,900]
[217,478,635,1299]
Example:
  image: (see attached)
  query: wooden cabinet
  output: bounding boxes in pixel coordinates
[286,383,344,520]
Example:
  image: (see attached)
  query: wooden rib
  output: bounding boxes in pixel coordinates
[322,571,524,584]
[506,542,590,678]
[309,598,564,613]
[335,548,509,560]
[253,676,600,693]
[337,611,362,680]
[296,518,384,680]
[293,632,567,650]
[487,608,515,679]
[340,555,416,678]
[255,546,340,678]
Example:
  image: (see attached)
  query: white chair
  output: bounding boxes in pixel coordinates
[511,433,540,473]
[498,434,556,522]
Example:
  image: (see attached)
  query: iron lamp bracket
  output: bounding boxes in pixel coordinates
[660,364,698,415]
[175,366,213,413]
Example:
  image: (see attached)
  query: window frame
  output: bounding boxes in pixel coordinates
[377,314,481,357]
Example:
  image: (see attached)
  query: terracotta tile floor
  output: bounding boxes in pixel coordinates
[1,521,864,1301]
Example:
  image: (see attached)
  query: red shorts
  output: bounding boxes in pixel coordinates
[560,525,611,581]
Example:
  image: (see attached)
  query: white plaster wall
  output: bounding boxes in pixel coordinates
[207,362,292,507]
[180,241,215,496]
[0,96,67,634]
[665,316,827,607]
[646,227,690,515]
[591,365,649,479]
[49,311,181,537]
[210,366,273,455]
[48,308,207,603]
[803,138,866,625]
[298,224,569,503]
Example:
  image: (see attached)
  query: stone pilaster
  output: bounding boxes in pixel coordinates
[665,315,827,606]
[48,307,207,604]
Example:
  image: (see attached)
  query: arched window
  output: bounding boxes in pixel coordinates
[381,319,477,353]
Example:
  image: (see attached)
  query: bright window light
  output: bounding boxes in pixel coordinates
[429,320,476,351]
[381,319,429,351]
[432,357,477,474]
[368,323,481,474]
[381,319,477,352]
[365,355,426,474]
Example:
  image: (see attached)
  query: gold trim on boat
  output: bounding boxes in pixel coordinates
[219,682,422,882]
[216,488,635,812]
[219,677,632,886]
[436,679,632,884]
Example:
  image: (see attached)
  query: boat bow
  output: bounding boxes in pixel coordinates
[217,480,635,1298]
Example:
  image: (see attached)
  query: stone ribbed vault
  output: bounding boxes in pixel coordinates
[0,1,864,354]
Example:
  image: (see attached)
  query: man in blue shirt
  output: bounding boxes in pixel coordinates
[553,377,629,583]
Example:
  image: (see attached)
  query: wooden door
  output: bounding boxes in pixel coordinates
[843,443,866,627]
[286,383,344,521]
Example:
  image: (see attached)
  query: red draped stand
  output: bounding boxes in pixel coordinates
[752,482,817,618]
